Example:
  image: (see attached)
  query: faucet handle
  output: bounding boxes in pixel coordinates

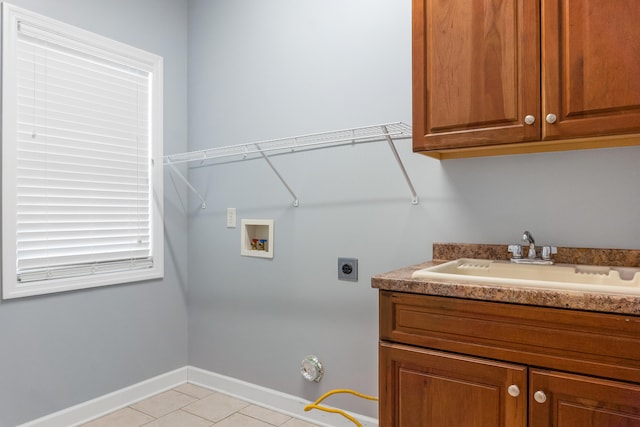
[508,244,523,259]
[522,231,535,244]
[541,246,557,260]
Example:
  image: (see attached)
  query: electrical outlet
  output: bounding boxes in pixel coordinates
[338,257,358,282]
[226,208,236,228]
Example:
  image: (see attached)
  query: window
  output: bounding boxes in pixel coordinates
[2,3,164,299]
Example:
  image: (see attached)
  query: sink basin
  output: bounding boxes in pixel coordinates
[411,258,640,295]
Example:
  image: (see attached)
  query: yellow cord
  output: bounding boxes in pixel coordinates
[303,389,378,427]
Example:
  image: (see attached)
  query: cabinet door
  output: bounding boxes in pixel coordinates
[380,342,527,427]
[530,369,640,427]
[412,0,540,151]
[542,0,640,139]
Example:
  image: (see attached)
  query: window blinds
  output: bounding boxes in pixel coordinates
[14,21,155,283]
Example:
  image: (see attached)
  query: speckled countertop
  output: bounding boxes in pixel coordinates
[371,243,640,316]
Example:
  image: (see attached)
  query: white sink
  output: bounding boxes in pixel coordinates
[411,258,640,295]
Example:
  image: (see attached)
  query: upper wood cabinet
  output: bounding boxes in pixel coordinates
[412,0,541,150]
[413,0,640,159]
[542,0,640,140]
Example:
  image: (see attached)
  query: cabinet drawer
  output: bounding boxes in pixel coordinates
[380,291,640,383]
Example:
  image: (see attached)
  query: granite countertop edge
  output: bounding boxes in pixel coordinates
[371,249,640,316]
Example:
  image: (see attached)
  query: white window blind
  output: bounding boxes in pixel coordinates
[2,4,164,298]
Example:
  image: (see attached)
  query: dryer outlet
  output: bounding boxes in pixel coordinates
[338,258,358,282]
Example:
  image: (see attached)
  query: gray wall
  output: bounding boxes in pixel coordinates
[1,1,639,425]
[0,1,189,426]
[186,0,640,419]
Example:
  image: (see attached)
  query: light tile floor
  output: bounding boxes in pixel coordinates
[79,383,321,427]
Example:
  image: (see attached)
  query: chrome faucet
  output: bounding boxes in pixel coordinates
[508,230,557,265]
[522,230,536,259]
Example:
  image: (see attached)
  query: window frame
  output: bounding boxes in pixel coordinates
[2,3,164,299]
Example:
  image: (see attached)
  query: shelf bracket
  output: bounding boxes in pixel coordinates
[381,125,419,205]
[167,162,207,209]
[256,144,300,207]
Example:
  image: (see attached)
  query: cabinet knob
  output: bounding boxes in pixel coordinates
[533,390,547,403]
[524,115,536,125]
[507,385,520,397]
[545,113,557,124]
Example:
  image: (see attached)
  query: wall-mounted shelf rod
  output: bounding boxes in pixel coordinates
[382,124,418,205]
[162,121,417,207]
[256,143,299,207]
[167,163,207,209]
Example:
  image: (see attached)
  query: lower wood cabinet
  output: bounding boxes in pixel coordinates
[380,343,527,427]
[530,369,640,427]
[379,291,640,427]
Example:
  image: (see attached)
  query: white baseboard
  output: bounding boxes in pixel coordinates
[188,366,378,427]
[18,366,378,427]
[17,367,188,427]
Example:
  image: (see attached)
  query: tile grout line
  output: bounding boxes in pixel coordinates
[79,383,323,427]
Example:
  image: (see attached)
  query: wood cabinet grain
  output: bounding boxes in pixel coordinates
[379,291,640,426]
[412,0,640,159]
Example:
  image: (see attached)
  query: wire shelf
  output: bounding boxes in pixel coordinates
[162,122,412,165]
[161,121,417,207]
